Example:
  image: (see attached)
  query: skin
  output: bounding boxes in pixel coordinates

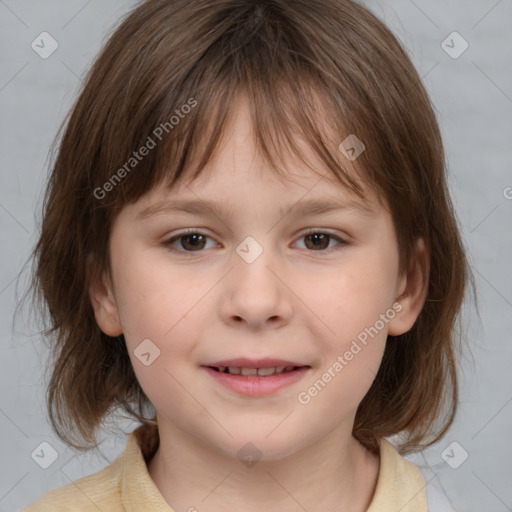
[90,96,428,512]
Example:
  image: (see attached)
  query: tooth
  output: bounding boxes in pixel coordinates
[275,367,285,374]
[228,367,241,375]
[257,367,276,376]
[284,366,295,372]
[218,366,226,372]
[240,367,257,376]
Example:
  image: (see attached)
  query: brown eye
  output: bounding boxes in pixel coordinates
[296,231,347,253]
[304,233,330,250]
[165,231,217,253]
[179,234,207,251]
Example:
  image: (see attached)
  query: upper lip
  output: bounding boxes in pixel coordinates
[203,358,310,369]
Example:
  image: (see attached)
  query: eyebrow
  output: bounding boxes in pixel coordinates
[136,196,376,222]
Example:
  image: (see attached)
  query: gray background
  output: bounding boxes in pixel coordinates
[1,0,511,510]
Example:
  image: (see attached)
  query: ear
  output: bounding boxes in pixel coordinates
[88,269,123,336]
[388,237,429,336]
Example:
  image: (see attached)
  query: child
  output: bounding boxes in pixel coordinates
[23,0,473,510]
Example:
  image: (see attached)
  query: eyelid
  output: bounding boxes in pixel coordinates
[164,228,219,250]
[296,228,349,252]
[299,227,346,238]
[163,227,350,255]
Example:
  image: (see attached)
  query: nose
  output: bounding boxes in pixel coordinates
[219,243,293,330]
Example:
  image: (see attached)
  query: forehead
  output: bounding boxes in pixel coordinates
[133,171,381,234]
[137,94,382,216]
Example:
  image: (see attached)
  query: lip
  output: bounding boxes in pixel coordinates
[202,361,311,397]
[204,358,306,368]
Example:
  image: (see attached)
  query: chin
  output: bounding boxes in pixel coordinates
[210,425,309,463]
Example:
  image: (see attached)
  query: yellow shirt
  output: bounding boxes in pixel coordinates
[22,424,428,511]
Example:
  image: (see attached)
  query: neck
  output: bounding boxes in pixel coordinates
[147,416,380,512]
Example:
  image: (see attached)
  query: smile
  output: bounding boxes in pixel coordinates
[212,366,300,376]
[202,362,311,397]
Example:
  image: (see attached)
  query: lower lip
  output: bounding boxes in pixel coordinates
[203,366,310,396]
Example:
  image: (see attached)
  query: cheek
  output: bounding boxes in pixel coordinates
[294,253,397,408]
[296,324,388,427]
[113,250,204,343]
[302,254,398,344]
[112,250,214,375]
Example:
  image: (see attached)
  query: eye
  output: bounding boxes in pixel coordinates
[164,229,218,253]
[163,229,348,255]
[294,229,348,253]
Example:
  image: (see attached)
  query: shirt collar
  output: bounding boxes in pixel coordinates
[120,424,427,511]
[121,423,175,511]
[367,438,428,512]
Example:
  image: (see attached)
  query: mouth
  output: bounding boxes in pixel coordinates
[208,365,303,376]
[201,358,311,396]
[203,358,310,375]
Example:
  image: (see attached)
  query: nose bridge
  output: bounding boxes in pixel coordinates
[233,234,279,297]
[221,234,292,327]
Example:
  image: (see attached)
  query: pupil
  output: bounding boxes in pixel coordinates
[306,233,328,250]
[183,234,205,250]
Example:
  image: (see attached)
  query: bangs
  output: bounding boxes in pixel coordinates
[92,2,388,217]
[152,73,374,205]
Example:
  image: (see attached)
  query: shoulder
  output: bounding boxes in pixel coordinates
[21,424,158,512]
[368,438,428,511]
[378,438,427,488]
[369,438,457,511]
[375,438,457,511]
[21,456,124,512]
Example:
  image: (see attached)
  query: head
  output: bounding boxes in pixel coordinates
[33,0,472,456]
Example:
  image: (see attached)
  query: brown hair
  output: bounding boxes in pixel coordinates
[31,0,474,454]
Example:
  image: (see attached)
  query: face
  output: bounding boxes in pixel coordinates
[91,97,418,461]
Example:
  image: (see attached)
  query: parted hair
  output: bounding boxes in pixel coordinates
[31,0,474,454]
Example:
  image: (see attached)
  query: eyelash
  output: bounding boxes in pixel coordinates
[163,228,349,256]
